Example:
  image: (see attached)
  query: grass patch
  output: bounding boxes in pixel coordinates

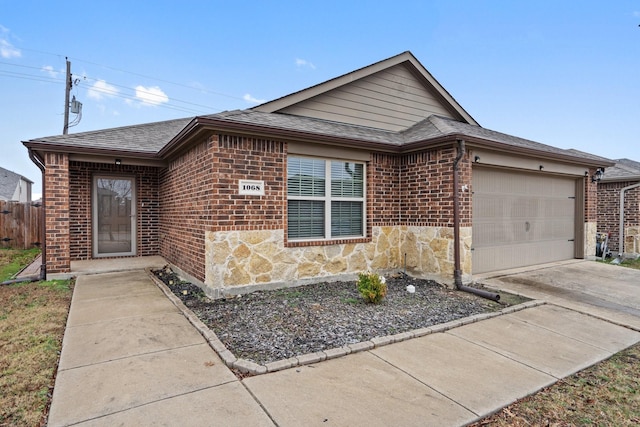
[471,342,640,426]
[473,260,640,425]
[0,249,72,427]
[0,248,40,282]
[599,256,640,270]
[618,257,640,270]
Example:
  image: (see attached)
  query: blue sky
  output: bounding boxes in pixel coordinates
[2,1,640,198]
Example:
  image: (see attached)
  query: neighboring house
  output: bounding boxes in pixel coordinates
[0,166,33,202]
[597,158,640,256]
[23,51,612,296]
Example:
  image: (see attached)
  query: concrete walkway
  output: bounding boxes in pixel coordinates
[48,265,640,426]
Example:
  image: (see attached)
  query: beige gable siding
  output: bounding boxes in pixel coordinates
[278,64,457,132]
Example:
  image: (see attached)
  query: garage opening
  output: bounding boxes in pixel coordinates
[472,167,577,274]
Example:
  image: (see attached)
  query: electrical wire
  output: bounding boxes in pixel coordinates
[0,63,219,115]
[1,49,249,115]
[68,56,245,102]
[5,46,248,103]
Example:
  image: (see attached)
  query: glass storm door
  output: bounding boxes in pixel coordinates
[93,177,136,257]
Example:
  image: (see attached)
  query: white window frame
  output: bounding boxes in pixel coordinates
[287,156,366,241]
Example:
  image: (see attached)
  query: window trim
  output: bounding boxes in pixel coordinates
[287,155,366,242]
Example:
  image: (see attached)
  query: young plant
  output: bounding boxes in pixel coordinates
[357,272,387,304]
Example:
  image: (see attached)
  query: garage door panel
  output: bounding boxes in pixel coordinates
[473,168,576,274]
[473,241,575,273]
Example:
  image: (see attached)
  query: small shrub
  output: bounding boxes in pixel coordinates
[357,272,387,304]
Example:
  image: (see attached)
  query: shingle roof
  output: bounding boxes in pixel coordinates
[213,110,402,145]
[24,117,194,155]
[212,111,610,164]
[602,158,640,182]
[24,109,611,167]
[0,166,31,200]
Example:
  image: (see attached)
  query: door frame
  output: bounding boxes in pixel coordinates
[92,175,137,258]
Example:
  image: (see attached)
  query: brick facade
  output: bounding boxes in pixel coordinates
[68,161,160,260]
[585,168,599,224]
[46,134,593,284]
[598,180,640,252]
[156,136,465,283]
[159,133,286,282]
[398,147,470,227]
[44,152,70,273]
[369,153,400,226]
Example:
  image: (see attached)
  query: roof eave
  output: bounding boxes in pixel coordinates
[601,175,640,183]
[162,119,613,169]
[407,134,615,167]
[22,140,162,160]
[160,116,403,158]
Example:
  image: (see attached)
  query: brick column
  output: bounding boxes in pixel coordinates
[45,152,70,273]
[585,168,598,223]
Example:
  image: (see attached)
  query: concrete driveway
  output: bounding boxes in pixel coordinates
[47,259,640,426]
[477,260,640,331]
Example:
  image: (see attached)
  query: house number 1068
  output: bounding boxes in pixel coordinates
[238,179,265,196]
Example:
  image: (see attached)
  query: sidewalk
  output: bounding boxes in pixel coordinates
[48,269,640,426]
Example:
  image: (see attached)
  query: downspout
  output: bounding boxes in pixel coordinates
[452,140,500,301]
[2,150,47,285]
[617,182,640,259]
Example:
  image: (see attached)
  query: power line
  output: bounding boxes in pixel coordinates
[68,56,245,102]
[77,75,221,112]
[0,69,64,85]
[0,62,222,115]
[9,45,247,103]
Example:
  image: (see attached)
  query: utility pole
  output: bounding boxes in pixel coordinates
[63,58,71,135]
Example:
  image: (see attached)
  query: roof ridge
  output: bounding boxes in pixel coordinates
[615,158,640,172]
[427,115,459,135]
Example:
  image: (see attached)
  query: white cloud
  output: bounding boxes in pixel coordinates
[41,65,59,78]
[0,39,20,59]
[295,58,316,70]
[243,93,266,104]
[0,25,20,58]
[135,85,169,106]
[87,79,118,100]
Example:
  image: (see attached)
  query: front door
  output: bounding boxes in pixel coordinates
[93,176,136,257]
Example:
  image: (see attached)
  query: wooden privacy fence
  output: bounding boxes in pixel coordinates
[0,200,42,249]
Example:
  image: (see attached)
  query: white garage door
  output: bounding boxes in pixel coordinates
[472,167,576,274]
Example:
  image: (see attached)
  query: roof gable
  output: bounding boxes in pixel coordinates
[0,167,31,200]
[253,51,478,131]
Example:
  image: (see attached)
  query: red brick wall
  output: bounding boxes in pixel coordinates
[159,134,286,282]
[280,146,463,238]
[399,146,469,227]
[69,162,90,259]
[213,135,285,230]
[585,168,598,224]
[68,161,160,260]
[598,180,640,252]
[369,153,400,226]
[44,153,70,273]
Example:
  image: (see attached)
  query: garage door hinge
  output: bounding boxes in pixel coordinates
[568,239,575,242]
[568,196,576,199]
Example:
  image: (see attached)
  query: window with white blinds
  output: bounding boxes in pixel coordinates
[287,156,365,240]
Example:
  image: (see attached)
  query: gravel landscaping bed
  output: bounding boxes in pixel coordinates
[153,266,524,366]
